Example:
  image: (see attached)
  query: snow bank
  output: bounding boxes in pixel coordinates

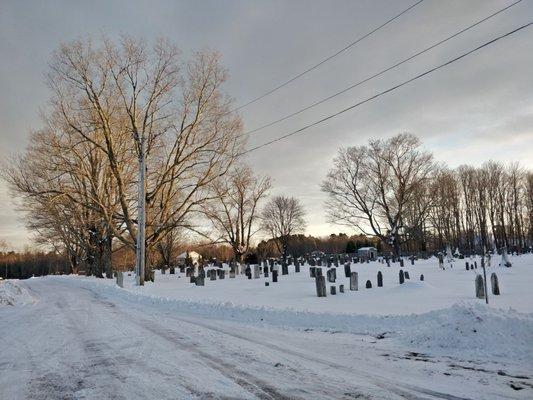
[0,281,35,306]
[74,278,533,365]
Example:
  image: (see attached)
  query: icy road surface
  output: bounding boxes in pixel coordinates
[1,278,531,400]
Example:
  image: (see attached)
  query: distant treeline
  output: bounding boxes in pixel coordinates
[0,251,70,279]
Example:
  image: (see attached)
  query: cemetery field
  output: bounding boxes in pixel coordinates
[1,254,533,399]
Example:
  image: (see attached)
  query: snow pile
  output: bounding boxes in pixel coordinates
[0,281,35,306]
[397,303,533,363]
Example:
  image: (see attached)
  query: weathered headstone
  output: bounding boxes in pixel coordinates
[272,270,278,283]
[420,274,424,281]
[399,269,405,284]
[466,262,469,270]
[195,275,204,286]
[377,271,383,287]
[315,275,326,297]
[210,269,217,281]
[404,271,410,280]
[339,284,344,293]
[350,272,358,291]
[490,273,500,295]
[330,285,336,295]
[218,269,225,279]
[190,275,196,284]
[265,282,269,287]
[169,266,175,274]
[399,258,404,268]
[282,262,288,275]
[310,266,316,278]
[229,268,236,278]
[365,280,372,289]
[344,263,351,278]
[315,267,323,277]
[253,265,260,279]
[475,274,485,299]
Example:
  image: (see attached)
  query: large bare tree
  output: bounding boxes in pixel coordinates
[322,133,435,255]
[4,37,244,282]
[261,195,306,261]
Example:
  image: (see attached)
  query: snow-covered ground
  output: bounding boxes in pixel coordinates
[1,253,532,399]
[0,280,35,306]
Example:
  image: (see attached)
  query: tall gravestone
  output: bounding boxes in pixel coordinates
[350,272,358,291]
[315,275,326,297]
[399,269,405,284]
[377,271,383,287]
[475,275,485,299]
[491,273,500,295]
[344,263,351,278]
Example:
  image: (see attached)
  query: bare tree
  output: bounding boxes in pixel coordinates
[203,164,271,262]
[5,36,244,283]
[322,133,435,255]
[261,196,306,261]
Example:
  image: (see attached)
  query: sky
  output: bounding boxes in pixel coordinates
[0,0,532,249]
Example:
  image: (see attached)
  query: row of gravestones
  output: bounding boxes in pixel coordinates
[475,273,500,298]
[311,266,426,297]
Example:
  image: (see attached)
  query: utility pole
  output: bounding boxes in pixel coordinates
[135,135,146,286]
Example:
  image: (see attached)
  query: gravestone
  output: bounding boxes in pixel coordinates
[490,273,500,295]
[186,267,193,277]
[210,269,217,281]
[438,254,444,269]
[399,258,404,268]
[190,275,196,284]
[339,284,344,293]
[315,275,327,297]
[420,274,424,281]
[169,266,175,274]
[404,271,410,280]
[218,270,225,279]
[365,280,372,289]
[399,269,405,284]
[330,285,336,295]
[466,262,469,271]
[377,271,383,287]
[282,262,288,275]
[327,268,336,283]
[474,261,477,269]
[265,282,269,287]
[272,270,278,283]
[475,275,484,299]
[264,267,269,278]
[500,248,512,268]
[195,275,204,286]
[310,267,316,278]
[410,256,415,266]
[344,263,351,278]
[315,268,323,277]
[386,257,391,268]
[350,272,358,291]
[116,271,124,288]
[253,265,260,279]
[229,268,236,278]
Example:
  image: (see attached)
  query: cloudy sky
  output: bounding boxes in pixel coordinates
[1,0,532,248]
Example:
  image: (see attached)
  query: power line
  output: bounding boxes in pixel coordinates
[241,0,523,138]
[240,22,532,156]
[231,0,425,112]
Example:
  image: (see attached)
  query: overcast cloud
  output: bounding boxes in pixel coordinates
[1,0,532,247]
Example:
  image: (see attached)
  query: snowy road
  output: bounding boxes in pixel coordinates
[1,278,531,400]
